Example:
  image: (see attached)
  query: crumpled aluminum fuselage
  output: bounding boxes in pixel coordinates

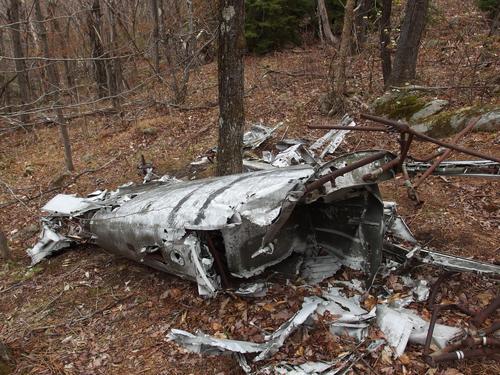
[29,151,397,295]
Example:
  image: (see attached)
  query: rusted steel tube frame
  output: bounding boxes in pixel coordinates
[472,295,500,326]
[305,151,387,193]
[427,347,500,366]
[361,113,500,163]
[423,304,476,357]
[483,320,500,335]
[363,157,401,181]
[438,336,500,355]
[408,149,445,163]
[307,125,390,132]
[363,133,413,181]
[205,234,232,288]
[413,117,480,188]
[428,271,458,309]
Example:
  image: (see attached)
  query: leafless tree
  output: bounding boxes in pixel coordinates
[33,0,74,171]
[0,229,10,260]
[7,0,30,125]
[388,0,429,86]
[379,0,392,85]
[151,0,161,73]
[47,0,77,100]
[86,0,108,98]
[354,0,376,51]
[321,0,355,115]
[317,0,337,46]
[216,0,245,176]
[105,0,122,112]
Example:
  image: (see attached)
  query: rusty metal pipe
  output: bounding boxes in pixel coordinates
[361,113,500,163]
[305,151,387,193]
[413,117,480,188]
[363,157,401,181]
[426,347,499,366]
[472,295,500,326]
[307,125,390,132]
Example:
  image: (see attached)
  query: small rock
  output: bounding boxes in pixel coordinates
[475,110,500,132]
[0,341,11,363]
[140,126,158,136]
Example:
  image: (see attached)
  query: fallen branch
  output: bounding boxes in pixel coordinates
[31,293,133,332]
[389,84,497,91]
[156,100,217,111]
[263,69,326,79]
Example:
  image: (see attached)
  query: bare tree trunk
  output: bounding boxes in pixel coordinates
[47,0,77,100]
[0,29,12,110]
[380,0,392,85]
[87,0,108,98]
[34,0,74,172]
[8,0,30,125]
[354,0,375,51]
[106,0,122,112]
[216,0,245,176]
[321,0,355,115]
[0,229,11,260]
[388,0,429,86]
[317,0,337,46]
[151,0,161,73]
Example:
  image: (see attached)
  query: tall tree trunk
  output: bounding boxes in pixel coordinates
[321,0,355,115]
[8,0,30,125]
[87,0,108,98]
[47,0,77,100]
[354,0,375,51]
[34,0,74,172]
[106,0,122,112]
[151,0,161,73]
[216,0,245,176]
[0,229,10,260]
[388,0,429,86]
[317,0,337,46]
[379,0,392,85]
[0,29,12,110]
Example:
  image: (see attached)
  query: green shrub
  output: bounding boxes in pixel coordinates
[476,0,499,18]
[245,0,316,54]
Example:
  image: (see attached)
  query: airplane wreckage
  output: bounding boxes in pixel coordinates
[27,114,500,371]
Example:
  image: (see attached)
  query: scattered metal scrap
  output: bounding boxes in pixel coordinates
[26,113,500,372]
[309,113,500,205]
[421,273,500,366]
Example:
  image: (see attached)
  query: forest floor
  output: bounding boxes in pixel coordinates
[0,0,499,374]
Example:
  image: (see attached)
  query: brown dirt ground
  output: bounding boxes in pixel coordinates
[1,0,499,374]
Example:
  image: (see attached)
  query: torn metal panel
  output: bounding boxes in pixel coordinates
[41,194,105,216]
[243,123,283,149]
[168,297,322,362]
[383,242,500,275]
[315,288,375,342]
[376,305,464,357]
[271,144,318,168]
[309,115,355,158]
[27,223,72,265]
[383,202,417,244]
[234,282,268,298]
[167,329,264,355]
[299,255,342,284]
[254,297,322,361]
[261,361,336,375]
[405,160,500,178]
